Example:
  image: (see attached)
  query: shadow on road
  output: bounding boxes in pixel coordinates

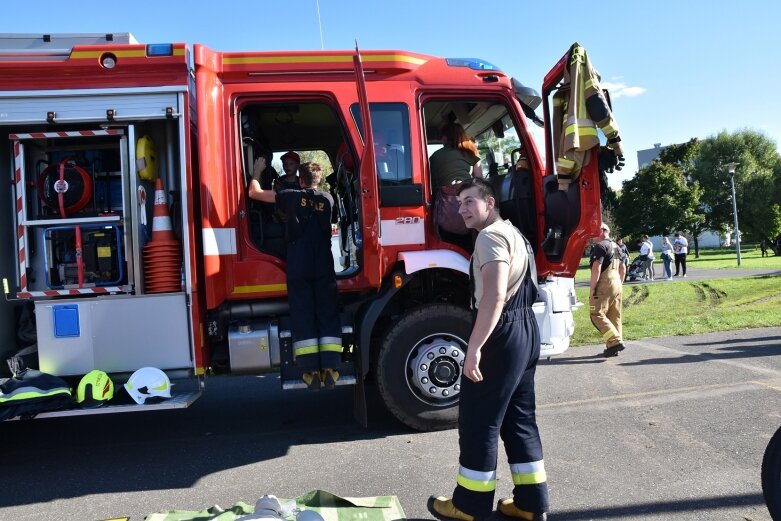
[548,492,765,519]
[685,335,781,347]
[543,354,607,365]
[620,338,781,367]
[0,374,409,508]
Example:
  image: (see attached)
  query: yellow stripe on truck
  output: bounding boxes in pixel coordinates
[224,53,426,66]
[71,48,186,59]
[233,284,287,294]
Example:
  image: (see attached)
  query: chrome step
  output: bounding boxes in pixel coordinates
[282,375,356,390]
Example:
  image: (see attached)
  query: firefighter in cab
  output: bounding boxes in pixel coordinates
[249,159,342,390]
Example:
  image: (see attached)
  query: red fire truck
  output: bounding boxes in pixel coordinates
[0,33,605,430]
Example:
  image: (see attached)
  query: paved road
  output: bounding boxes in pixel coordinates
[1,327,780,521]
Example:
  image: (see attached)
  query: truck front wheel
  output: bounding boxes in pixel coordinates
[376,304,471,431]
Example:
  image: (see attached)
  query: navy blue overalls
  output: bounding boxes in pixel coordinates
[452,250,550,517]
[277,188,342,373]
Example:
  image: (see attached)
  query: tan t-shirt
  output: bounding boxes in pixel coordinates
[471,219,528,309]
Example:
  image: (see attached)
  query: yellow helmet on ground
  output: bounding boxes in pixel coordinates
[76,370,114,408]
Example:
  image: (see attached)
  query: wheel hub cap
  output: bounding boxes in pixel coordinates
[408,335,465,404]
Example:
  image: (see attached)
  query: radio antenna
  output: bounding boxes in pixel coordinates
[316,0,324,50]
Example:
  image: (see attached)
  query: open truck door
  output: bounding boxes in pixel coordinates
[534,44,605,278]
[352,48,384,288]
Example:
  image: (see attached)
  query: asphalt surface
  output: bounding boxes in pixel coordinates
[2,327,781,521]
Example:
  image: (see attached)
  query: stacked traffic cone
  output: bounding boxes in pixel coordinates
[143,179,182,293]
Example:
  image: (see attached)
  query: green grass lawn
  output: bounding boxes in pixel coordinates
[571,273,781,346]
[574,246,781,282]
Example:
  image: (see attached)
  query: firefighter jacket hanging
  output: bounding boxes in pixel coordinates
[553,43,624,190]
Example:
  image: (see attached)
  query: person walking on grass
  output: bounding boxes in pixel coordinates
[589,224,627,357]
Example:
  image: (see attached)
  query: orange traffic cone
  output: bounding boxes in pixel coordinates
[143,179,182,293]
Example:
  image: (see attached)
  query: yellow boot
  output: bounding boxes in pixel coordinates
[322,368,340,390]
[427,496,473,521]
[496,498,547,521]
[302,371,321,391]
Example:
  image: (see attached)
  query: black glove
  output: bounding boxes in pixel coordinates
[598,146,625,174]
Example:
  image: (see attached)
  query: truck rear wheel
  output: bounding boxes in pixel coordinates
[376,303,471,431]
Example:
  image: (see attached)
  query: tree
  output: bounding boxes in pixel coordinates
[690,130,781,246]
[658,138,708,257]
[615,161,701,246]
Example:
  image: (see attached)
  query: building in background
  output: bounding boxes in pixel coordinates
[637,143,668,168]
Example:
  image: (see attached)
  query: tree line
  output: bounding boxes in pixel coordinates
[606,129,781,256]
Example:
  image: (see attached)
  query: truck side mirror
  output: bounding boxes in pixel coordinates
[511,78,544,128]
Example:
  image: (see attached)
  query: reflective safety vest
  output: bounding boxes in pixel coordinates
[553,43,623,190]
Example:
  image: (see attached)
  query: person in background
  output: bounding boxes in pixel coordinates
[660,236,674,280]
[673,232,689,277]
[429,122,483,191]
[760,239,768,258]
[589,224,627,357]
[429,123,484,251]
[616,237,629,267]
[277,151,301,190]
[639,234,655,281]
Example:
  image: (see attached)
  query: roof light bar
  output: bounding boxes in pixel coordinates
[445,58,501,71]
[147,44,173,57]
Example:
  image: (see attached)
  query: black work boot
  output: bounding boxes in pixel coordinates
[603,343,625,357]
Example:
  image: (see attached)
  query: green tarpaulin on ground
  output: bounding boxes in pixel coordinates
[144,490,406,521]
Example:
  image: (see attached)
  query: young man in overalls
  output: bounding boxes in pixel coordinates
[429,178,549,521]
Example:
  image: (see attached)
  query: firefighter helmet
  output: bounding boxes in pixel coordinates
[76,370,114,408]
[124,367,172,404]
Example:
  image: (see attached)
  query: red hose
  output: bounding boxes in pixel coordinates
[57,160,67,219]
[75,225,84,287]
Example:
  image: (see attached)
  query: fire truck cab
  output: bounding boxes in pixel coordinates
[0,34,603,430]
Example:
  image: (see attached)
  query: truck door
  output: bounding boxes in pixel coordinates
[352,51,383,287]
[535,48,603,277]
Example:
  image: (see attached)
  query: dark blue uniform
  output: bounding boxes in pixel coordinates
[452,243,549,517]
[276,188,342,373]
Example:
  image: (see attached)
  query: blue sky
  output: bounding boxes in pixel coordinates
[5,0,780,188]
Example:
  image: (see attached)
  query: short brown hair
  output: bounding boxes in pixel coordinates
[299,162,323,187]
[456,177,495,200]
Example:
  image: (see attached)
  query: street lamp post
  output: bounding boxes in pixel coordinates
[725,162,741,266]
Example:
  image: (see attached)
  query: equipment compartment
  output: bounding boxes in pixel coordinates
[43,224,125,288]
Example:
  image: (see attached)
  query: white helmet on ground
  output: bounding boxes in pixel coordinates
[124,367,172,404]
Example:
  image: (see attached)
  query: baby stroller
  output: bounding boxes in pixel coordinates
[626,255,645,281]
